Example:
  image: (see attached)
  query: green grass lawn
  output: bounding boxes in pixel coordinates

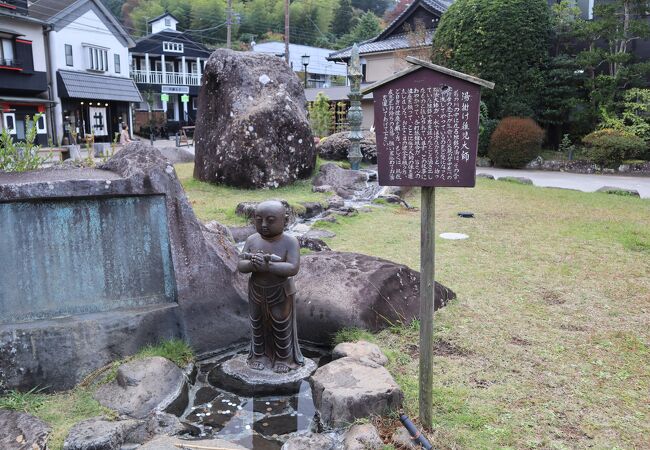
[178,166,650,449]
[3,166,648,449]
[174,162,330,225]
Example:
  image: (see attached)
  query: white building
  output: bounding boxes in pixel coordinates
[252,41,347,88]
[30,0,141,144]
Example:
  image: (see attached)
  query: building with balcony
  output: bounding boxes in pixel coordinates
[30,0,141,145]
[0,0,53,146]
[129,13,212,135]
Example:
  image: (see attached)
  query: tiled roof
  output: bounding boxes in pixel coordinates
[328,30,434,61]
[328,0,449,61]
[58,70,143,102]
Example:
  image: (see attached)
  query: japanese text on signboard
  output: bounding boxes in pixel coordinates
[381,86,473,183]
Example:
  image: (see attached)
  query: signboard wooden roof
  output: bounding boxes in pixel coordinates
[363,57,494,188]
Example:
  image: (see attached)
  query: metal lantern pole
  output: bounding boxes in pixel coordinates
[346,43,363,170]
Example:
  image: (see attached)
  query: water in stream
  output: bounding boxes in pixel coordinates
[182,346,332,449]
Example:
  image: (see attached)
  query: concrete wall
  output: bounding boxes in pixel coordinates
[0,17,47,72]
[364,52,406,83]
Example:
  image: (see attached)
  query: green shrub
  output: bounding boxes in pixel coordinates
[488,117,545,168]
[582,129,646,167]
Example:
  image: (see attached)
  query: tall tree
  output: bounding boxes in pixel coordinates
[331,0,354,37]
[337,11,382,48]
[351,0,393,16]
[432,0,552,119]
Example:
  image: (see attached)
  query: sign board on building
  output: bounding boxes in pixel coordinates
[364,58,494,188]
[161,94,170,102]
[162,85,190,94]
[181,94,189,103]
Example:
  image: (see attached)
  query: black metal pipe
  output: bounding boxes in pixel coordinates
[400,414,433,450]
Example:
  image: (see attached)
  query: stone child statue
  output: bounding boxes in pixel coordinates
[237,200,305,374]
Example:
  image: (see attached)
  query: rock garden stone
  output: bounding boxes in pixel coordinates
[391,427,418,449]
[343,423,383,450]
[281,433,338,450]
[228,224,257,243]
[63,417,141,450]
[316,131,377,163]
[304,229,336,240]
[204,220,234,243]
[194,49,316,188]
[476,173,495,179]
[94,357,188,419]
[311,356,403,427]
[596,186,640,197]
[332,341,388,367]
[298,236,330,252]
[0,410,50,450]
[313,163,368,199]
[326,195,345,209]
[139,436,247,450]
[295,252,455,344]
[299,201,324,219]
[499,176,533,185]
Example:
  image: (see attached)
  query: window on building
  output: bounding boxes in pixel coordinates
[2,112,16,134]
[163,41,183,53]
[0,38,15,65]
[192,97,198,110]
[36,114,47,134]
[114,54,120,73]
[164,17,171,27]
[65,44,73,66]
[85,45,108,72]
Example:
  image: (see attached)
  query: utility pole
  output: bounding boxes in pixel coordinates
[226,0,232,49]
[284,0,290,63]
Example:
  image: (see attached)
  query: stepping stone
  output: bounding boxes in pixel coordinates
[332,340,388,367]
[0,410,50,450]
[311,356,403,427]
[344,423,383,450]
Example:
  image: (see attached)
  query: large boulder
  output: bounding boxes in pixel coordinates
[295,252,455,344]
[194,49,316,188]
[94,357,188,419]
[100,143,250,354]
[310,356,403,428]
[0,410,50,450]
[317,131,377,163]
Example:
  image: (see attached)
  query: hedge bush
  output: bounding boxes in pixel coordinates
[582,129,646,167]
[488,117,545,168]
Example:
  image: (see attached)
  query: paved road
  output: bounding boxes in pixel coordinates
[477,167,650,199]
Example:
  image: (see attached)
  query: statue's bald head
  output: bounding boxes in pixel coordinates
[254,200,287,238]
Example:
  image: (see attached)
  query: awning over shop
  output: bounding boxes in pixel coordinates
[0,96,56,105]
[57,70,143,103]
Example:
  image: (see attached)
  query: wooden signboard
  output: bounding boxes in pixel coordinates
[362,57,494,427]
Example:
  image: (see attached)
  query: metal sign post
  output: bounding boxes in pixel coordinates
[362,57,494,427]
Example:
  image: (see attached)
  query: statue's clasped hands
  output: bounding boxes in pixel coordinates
[251,253,270,272]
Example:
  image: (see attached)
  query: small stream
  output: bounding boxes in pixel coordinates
[181,346,332,449]
[237,167,387,250]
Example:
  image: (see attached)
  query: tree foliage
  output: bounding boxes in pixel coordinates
[431,0,552,119]
[122,0,383,48]
[337,11,382,48]
[309,92,333,137]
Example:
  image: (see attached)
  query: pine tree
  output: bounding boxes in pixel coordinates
[331,0,353,38]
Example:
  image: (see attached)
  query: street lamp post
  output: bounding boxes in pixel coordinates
[347,43,363,170]
[301,54,310,88]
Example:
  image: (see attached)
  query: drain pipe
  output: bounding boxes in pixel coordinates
[43,24,57,145]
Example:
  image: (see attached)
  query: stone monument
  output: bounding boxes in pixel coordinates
[213,200,316,395]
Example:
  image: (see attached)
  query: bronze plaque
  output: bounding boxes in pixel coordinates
[373,68,481,187]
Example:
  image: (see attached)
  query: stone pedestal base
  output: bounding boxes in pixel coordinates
[208,354,317,396]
